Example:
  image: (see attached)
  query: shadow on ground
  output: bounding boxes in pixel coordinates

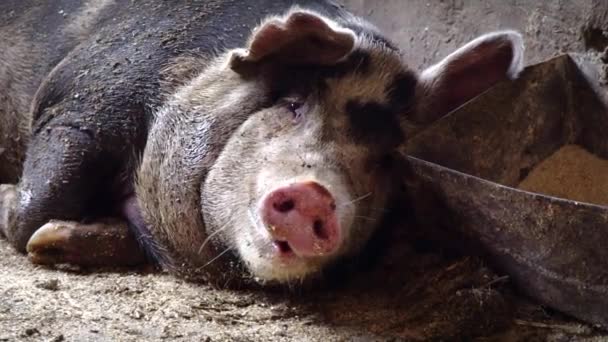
[1,221,604,341]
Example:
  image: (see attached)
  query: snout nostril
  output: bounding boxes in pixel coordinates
[313,219,328,240]
[274,199,295,213]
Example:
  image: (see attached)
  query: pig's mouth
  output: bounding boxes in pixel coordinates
[273,240,294,255]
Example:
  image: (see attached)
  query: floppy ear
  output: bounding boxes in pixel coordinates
[229,10,356,73]
[414,31,524,124]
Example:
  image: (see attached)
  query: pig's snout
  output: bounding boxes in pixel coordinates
[260,181,340,257]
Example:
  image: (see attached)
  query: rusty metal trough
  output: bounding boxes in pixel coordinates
[401,55,608,328]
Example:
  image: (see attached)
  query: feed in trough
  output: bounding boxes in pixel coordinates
[518,144,608,206]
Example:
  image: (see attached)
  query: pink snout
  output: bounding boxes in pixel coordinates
[260,181,340,257]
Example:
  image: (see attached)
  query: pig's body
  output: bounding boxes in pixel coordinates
[1,0,353,181]
[1,0,349,283]
[0,0,337,184]
[0,0,524,286]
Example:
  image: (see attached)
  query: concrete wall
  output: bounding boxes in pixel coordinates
[342,0,608,78]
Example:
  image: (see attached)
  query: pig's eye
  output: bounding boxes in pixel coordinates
[287,101,305,123]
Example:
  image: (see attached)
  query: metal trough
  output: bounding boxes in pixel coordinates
[401,55,608,328]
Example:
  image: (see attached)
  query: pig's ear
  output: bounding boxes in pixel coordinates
[415,31,524,123]
[229,10,356,73]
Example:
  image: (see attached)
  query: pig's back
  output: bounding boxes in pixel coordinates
[0,0,345,183]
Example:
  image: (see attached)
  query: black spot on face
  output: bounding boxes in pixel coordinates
[345,100,404,148]
[319,49,371,79]
[386,71,418,113]
[342,50,372,74]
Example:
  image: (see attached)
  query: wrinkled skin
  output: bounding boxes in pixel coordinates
[0,0,524,287]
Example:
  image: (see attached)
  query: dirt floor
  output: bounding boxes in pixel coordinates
[1,228,606,342]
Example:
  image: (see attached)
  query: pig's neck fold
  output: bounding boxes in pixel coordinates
[134,55,269,279]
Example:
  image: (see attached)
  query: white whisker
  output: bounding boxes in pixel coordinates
[200,247,233,270]
[198,202,250,254]
[198,221,230,254]
[339,192,372,207]
[354,215,377,222]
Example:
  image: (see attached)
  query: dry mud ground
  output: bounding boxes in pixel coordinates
[1,230,607,342]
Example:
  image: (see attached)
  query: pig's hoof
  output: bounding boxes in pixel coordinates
[27,221,78,265]
[0,184,18,238]
[26,219,147,267]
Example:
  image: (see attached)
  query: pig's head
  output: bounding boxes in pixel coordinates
[136,7,524,286]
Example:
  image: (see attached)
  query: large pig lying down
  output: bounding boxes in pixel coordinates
[0,0,523,286]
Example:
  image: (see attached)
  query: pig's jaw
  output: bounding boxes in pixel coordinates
[236,174,355,283]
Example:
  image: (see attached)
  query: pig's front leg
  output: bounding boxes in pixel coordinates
[26,219,146,267]
[0,125,146,267]
[1,183,145,267]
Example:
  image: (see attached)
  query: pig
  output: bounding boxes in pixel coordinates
[0,0,524,286]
